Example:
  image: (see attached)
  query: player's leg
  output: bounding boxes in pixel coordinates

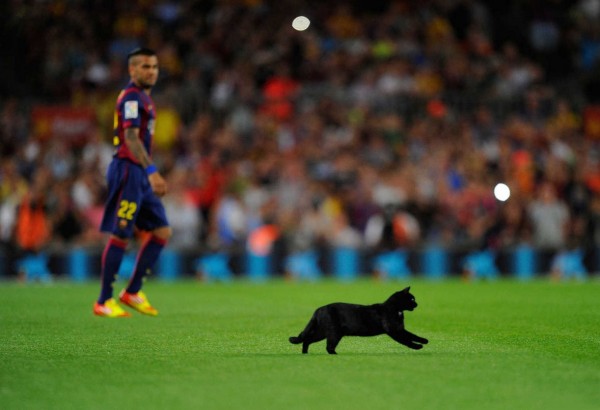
[120,188,171,316]
[119,229,170,316]
[124,227,171,294]
[96,235,128,302]
[94,160,141,317]
[94,232,133,317]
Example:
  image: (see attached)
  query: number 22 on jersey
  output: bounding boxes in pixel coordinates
[117,200,137,220]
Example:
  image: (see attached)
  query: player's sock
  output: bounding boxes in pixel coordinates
[125,235,167,294]
[98,237,128,304]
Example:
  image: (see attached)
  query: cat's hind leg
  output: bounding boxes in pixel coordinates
[302,322,326,354]
[326,334,342,354]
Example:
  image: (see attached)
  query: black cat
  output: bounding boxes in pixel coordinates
[289,287,428,354]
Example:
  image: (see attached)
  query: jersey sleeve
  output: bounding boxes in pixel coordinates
[119,90,143,129]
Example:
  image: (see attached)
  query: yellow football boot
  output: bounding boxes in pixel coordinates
[93,298,131,318]
[119,290,159,316]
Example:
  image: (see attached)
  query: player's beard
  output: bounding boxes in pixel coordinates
[134,73,157,90]
[138,79,156,91]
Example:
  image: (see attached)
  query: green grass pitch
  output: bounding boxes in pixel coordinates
[1,278,599,410]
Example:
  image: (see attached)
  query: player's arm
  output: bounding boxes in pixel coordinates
[124,127,167,196]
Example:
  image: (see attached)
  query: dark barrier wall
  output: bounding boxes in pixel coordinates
[1,244,597,281]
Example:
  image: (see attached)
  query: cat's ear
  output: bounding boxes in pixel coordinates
[402,286,411,293]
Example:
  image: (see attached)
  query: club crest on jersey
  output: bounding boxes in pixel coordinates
[124,101,139,119]
[119,219,128,229]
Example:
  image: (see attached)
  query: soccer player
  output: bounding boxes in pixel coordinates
[93,48,172,318]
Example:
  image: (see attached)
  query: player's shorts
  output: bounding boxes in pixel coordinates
[100,158,169,238]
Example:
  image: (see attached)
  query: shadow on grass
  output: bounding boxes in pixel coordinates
[217,351,434,358]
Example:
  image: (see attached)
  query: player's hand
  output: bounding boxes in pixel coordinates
[148,172,168,197]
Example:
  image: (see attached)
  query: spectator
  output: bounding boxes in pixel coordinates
[162,167,202,249]
[528,181,570,250]
[14,167,53,281]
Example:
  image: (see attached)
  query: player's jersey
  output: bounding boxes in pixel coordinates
[113,81,156,164]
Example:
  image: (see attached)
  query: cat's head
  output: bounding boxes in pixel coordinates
[385,287,418,311]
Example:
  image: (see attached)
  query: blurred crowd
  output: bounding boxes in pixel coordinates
[3,0,600,275]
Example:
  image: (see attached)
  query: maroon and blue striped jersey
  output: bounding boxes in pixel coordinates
[113,81,156,164]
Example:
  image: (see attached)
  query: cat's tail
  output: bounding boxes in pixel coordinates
[289,335,303,344]
[290,313,319,344]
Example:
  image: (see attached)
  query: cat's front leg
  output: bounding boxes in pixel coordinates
[405,329,428,345]
[387,330,425,350]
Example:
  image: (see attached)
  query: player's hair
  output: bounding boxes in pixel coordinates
[127,47,156,64]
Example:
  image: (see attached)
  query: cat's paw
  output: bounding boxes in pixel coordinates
[421,338,429,344]
[413,344,423,350]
